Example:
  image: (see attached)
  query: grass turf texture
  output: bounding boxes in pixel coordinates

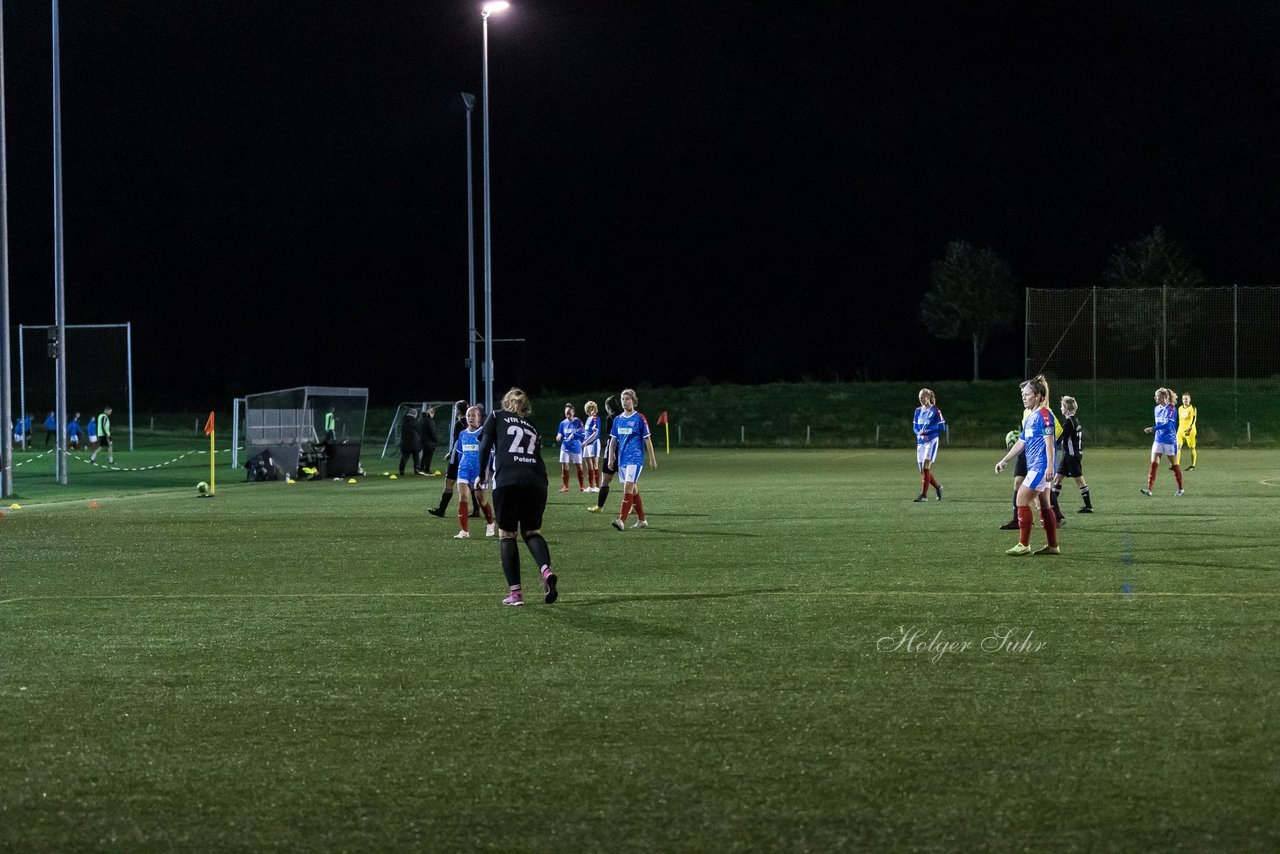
[2,446,1278,850]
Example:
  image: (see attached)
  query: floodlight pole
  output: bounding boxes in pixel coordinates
[0,0,13,497]
[52,0,68,484]
[462,92,478,407]
[481,2,508,416]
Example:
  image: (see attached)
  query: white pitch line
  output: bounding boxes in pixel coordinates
[1,590,1278,605]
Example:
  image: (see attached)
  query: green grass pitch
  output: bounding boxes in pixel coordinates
[2,444,1278,850]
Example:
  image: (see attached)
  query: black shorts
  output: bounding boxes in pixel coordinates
[99,435,113,449]
[1014,452,1027,478]
[1059,454,1083,479]
[446,455,460,481]
[602,455,618,476]
[492,482,547,533]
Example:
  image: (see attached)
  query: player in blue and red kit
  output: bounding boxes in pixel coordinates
[581,401,601,492]
[1141,387,1184,496]
[451,405,496,538]
[912,388,945,502]
[555,403,586,493]
[995,375,1060,556]
[608,388,658,530]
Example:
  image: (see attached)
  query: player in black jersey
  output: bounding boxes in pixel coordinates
[477,388,557,607]
[587,395,619,514]
[428,400,469,518]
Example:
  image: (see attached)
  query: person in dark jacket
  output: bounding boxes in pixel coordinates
[417,407,439,475]
[398,409,422,477]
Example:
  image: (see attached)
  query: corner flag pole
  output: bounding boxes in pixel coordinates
[204,411,215,495]
[657,410,669,455]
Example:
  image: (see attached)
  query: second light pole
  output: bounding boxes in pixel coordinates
[480,0,508,416]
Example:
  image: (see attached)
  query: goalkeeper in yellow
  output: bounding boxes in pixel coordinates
[1176,392,1198,470]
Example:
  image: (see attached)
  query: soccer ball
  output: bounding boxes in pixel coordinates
[196,481,210,495]
[1004,431,1019,449]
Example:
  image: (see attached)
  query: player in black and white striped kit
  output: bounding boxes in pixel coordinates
[477,388,557,607]
[1053,396,1093,513]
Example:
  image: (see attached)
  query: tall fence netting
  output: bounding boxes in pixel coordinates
[1026,287,1280,446]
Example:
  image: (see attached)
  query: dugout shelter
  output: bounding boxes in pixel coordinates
[244,386,368,479]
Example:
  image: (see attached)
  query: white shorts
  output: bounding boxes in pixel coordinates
[1151,441,1178,458]
[559,448,582,464]
[916,439,939,468]
[619,463,643,484]
[582,442,599,459]
[1023,468,1050,491]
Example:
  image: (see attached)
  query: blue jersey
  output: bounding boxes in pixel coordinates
[454,426,484,482]
[1152,404,1178,444]
[913,405,945,444]
[1021,406,1056,473]
[558,418,585,455]
[583,415,600,446]
[611,411,651,468]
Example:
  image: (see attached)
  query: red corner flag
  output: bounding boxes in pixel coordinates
[656,410,668,425]
[203,411,215,436]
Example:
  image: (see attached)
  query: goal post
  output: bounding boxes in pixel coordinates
[18,322,134,453]
[380,402,455,459]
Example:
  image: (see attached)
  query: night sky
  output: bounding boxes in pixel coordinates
[4,1,1278,405]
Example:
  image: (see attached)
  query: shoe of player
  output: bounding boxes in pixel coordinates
[1005,543,1033,556]
[427,507,444,517]
[1055,516,1066,527]
[540,566,558,605]
[454,530,470,539]
[1078,507,1093,513]
[1033,544,1061,556]
[587,505,602,513]
[485,523,496,537]
[999,520,1019,530]
[912,495,928,503]
[502,590,524,607]
[611,519,625,531]
[631,519,649,529]
[559,486,570,493]
[1188,465,1195,471]
[1174,489,1185,497]
[1139,488,1152,497]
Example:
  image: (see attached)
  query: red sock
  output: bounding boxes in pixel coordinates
[1041,505,1058,547]
[619,494,634,522]
[1172,465,1184,489]
[483,504,494,524]
[1017,506,1034,546]
[920,470,930,497]
[928,472,940,489]
[1148,461,1159,489]
[458,500,469,533]
[633,492,645,521]
[562,469,569,488]
[577,469,585,490]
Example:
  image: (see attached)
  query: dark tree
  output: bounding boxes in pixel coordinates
[920,241,1018,381]
[1102,227,1204,379]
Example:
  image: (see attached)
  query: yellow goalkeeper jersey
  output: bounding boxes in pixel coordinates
[1178,404,1197,432]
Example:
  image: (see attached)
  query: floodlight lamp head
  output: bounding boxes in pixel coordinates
[461,92,476,111]
[481,1,510,17]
